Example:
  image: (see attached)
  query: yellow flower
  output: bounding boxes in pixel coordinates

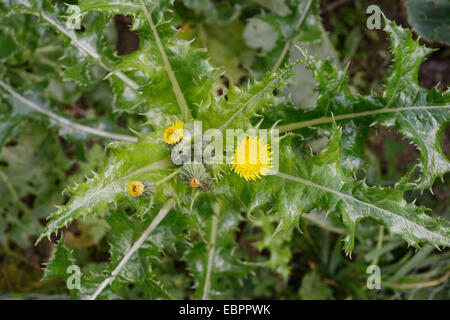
[163,121,184,145]
[128,181,145,197]
[233,136,272,181]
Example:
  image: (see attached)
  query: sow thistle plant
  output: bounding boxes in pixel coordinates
[0,0,449,299]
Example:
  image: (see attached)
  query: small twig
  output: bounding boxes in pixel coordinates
[89,199,175,300]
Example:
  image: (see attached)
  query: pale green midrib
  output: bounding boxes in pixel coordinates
[40,11,140,91]
[38,157,173,241]
[138,0,191,121]
[276,105,450,133]
[218,67,292,132]
[384,58,404,109]
[0,80,138,143]
[276,172,449,245]
[271,0,314,74]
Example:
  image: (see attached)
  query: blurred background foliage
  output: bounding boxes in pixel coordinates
[0,0,449,300]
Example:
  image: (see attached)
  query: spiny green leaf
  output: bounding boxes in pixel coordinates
[110,35,214,126]
[273,18,450,189]
[79,0,215,120]
[197,62,297,130]
[384,18,435,108]
[91,207,179,299]
[38,133,173,242]
[383,18,450,189]
[273,125,450,253]
[43,208,177,299]
[43,237,76,280]
[250,210,293,279]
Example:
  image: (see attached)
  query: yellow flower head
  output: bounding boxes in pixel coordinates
[163,121,184,145]
[128,181,145,197]
[233,136,272,181]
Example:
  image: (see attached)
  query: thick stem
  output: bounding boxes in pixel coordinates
[89,199,175,300]
[138,0,191,121]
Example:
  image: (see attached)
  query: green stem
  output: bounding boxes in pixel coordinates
[202,204,220,300]
[155,168,181,186]
[276,105,450,133]
[138,0,191,121]
[271,0,314,73]
[371,226,384,266]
